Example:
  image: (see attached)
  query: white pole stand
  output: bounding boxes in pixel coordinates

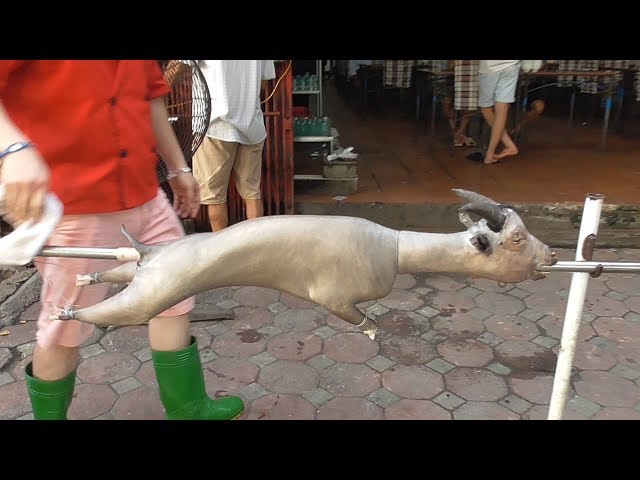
[547,193,604,420]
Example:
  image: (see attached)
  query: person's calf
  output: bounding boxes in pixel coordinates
[148,314,191,352]
[32,342,80,381]
[207,203,228,232]
[245,198,264,220]
[480,106,495,126]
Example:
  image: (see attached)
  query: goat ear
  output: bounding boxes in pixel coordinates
[470,233,491,254]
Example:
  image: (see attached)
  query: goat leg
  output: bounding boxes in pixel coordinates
[323,302,379,340]
[76,261,138,286]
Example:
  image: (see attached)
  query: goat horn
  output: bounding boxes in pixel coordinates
[459,202,507,232]
[452,189,501,206]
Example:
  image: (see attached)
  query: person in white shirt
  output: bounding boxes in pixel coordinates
[477,60,520,164]
[193,60,276,231]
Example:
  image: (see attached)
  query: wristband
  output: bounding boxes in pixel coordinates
[0,141,34,161]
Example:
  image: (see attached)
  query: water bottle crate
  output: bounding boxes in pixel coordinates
[293,116,332,137]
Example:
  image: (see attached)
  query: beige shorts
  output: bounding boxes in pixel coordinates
[193,137,264,204]
[34,189,195,349]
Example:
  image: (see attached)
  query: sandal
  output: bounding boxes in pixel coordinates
[454,136,477,147]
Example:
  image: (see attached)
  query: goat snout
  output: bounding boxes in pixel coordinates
[530,247,557,280]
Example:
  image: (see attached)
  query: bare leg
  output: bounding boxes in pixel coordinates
[441,98,460,143]
[245,198,263,220]
[454,111,475,144]
[148,313,191,351]
[207,203,228,232]
[32,343,80,381]
[480,103,518,164]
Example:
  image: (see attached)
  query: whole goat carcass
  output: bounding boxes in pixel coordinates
[55,189,557,339]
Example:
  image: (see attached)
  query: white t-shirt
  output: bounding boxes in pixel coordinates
[478,60,520,74]
[197,60,276,145]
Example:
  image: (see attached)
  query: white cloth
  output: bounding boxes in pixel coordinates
[197,60,276,145]
[0,185,63,266]
[479,60,519,74]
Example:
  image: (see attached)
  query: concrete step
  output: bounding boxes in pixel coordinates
[294,174,359,196]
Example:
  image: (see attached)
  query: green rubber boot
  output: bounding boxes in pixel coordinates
[25,362,76,420]
[152,336,244,420]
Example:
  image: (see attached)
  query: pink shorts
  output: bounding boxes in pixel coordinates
[34,189,195,349]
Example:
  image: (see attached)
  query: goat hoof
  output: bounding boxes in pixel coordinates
[76,273,99,287]
[358,317,378,340]
[51,307,75,321]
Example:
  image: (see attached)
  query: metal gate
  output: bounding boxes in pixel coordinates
[195,60,294,231]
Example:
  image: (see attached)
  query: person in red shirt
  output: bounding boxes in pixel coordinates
[0,60,244,420]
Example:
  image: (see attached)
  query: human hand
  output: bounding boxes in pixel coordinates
[168,171,200,218]
[0,145,50,225]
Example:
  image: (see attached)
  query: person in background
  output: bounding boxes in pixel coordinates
[440,60,478,148]
[477,60,521,164]
[193,60,276,231]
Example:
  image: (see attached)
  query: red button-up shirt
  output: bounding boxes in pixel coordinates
[0,60,171,215]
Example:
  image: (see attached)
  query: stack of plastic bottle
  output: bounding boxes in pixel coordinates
[293,73,320,92]
[293,116,332,137]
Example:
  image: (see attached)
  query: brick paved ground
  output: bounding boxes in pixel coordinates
[1,247,639,420]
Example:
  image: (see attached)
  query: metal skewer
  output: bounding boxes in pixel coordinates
[38,246,140,261]
[538,261,640,275]
[36,248,640,276]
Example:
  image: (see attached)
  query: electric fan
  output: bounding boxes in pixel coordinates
[156,60,211,185]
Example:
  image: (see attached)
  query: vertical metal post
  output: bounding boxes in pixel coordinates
[518,74,530,144]
[317,59,323,117]
[547,193,604,420]
[614,84,624,133]
[601,93,612,152]
[513,73,522,136]
[429,74,437,152]
[566,88,576,145]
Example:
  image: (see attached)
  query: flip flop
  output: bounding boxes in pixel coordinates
[454,137,477,147]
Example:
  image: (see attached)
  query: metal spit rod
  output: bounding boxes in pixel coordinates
[33,248,640,275]
[38,246,140,262]
[538,261,640,275]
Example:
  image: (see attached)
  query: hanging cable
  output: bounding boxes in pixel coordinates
[262,60,293,104]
